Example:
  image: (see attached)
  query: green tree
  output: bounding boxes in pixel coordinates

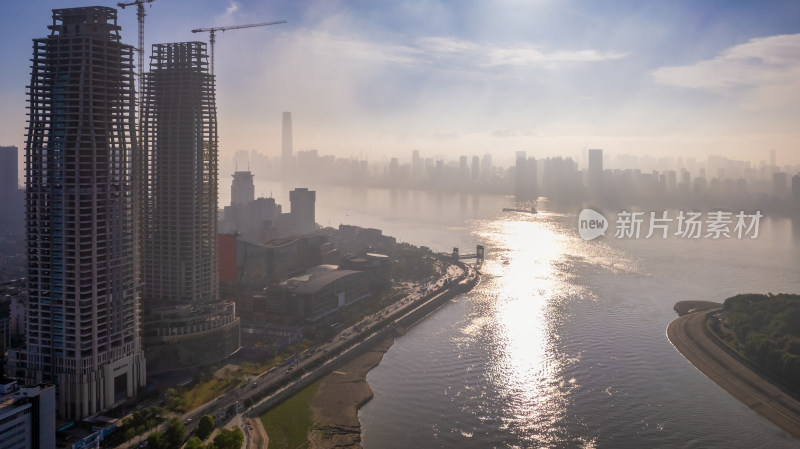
[213,426,244,449]
[164,417,186,449]
[197,414,215,440]
[147,431,167,449]
[165,388,187,413]
[185,437,204,449]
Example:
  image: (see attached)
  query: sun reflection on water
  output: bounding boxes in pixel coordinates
[458,211,631,446]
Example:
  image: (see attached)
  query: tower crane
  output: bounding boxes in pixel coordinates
[117,0,155,285]
[191,20,287,75]
[117,0,155,114]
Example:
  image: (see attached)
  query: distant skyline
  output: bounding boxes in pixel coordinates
[2,0,800,182]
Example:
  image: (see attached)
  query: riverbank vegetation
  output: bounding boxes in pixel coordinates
[722,293,800,392]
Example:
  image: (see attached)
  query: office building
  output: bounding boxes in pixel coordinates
[459,156,468,183]
[411,150,423,180]
[588,148,603,193]
[481,153,492,181]
[0,382,55,449]
[773,172,788,198]
[140,42,239,373]
[471,156,480,183]
[230,170,254,206]
[514,151,537,200]
[289,188,316,234]
[16,7,145,419]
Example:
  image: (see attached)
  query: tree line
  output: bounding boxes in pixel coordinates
[724,293,800,393]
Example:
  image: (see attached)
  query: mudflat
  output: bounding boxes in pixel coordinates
[308,338,395,449]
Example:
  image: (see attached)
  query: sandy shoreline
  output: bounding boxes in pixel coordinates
[667,307,800,440]
[307,338,396,449]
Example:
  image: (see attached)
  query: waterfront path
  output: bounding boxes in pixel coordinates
[667,309,800,440]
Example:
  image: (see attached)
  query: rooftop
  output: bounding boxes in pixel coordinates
[285,269,362,295]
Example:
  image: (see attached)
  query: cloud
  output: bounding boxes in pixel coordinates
[417,36,628,70]
[491,129,537,138]
[294,31,424,67]
[224,1,240,18]
[652,34,800,108]
[269,31,627,76]
[212,0,242,24]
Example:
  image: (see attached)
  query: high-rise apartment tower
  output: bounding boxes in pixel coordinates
[19,7,146,419]
[140,42,239,373]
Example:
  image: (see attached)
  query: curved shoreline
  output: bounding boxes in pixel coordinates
[308,338,394,449]
[667,308,800,440]
[302,262,479,448]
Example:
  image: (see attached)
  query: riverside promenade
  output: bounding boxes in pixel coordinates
[667,306,800,440]
[242,259,479,448]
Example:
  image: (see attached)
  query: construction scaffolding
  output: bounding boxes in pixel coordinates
[23,6,145,420]
[139,41,239,372]
[141,41,218,308]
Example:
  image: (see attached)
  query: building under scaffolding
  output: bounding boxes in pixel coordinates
[14,6,146,420]
[140,42,239,373]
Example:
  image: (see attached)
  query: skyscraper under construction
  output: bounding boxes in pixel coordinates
[17,6,146,420]
[140,42,239,373]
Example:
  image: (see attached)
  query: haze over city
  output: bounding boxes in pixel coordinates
[2,0,800,184]
[2,2,800,448]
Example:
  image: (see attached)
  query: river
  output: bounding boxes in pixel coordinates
[236,179,800,448]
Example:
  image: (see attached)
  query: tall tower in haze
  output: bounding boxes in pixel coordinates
[140,41,240,373]
[514,151,537,200]
[588,148,603,194]
[282,111,293,173]
[18,7,145,419]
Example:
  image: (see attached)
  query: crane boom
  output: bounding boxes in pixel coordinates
[191,20,287,75]
[191,20,287,34]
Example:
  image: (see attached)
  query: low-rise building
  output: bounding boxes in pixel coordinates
[0,381,55,449]
[341,253,392,289]
[289,269,370,322]
[334,225,397,255]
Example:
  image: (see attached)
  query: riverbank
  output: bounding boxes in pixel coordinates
[667,306,800,440]
[308,338,395,449]
[250,256,477,447]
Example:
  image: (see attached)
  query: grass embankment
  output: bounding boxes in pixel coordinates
[183,377,243,411]
[260,379,322,449]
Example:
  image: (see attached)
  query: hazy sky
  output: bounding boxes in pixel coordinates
[2,0,799,176]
